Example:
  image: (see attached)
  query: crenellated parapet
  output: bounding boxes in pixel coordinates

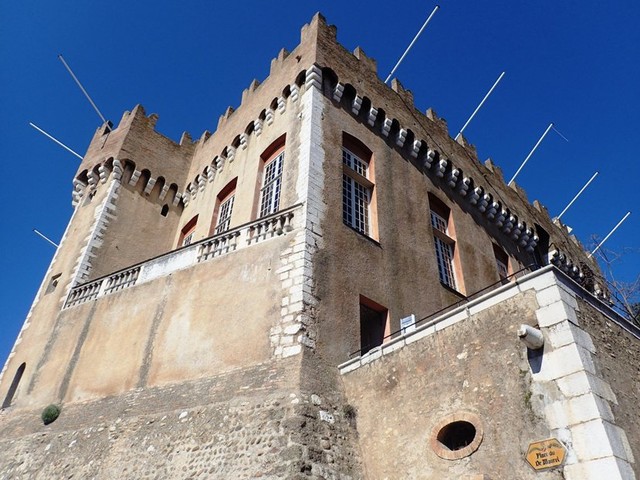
[72,157,183,210]
[179,70,309,207]
[312,64,546,255]
[75,105,195,206]
[70,11,598,293]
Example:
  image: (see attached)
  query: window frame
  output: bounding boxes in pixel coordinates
[342,133,377,239]
[211,178,238,236]
[493,244,510,283]
[429,195,464,294]
[179,215,198,247]
[359,295,389,355]
[258,147,285,219]
[215,194,235,234]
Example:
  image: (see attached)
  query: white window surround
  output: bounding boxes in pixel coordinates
[259,151,284,218]
[342,148,373,235]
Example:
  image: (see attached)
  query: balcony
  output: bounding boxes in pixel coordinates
[64,205,299,309]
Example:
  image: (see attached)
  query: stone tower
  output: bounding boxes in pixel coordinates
[1,13,638,480]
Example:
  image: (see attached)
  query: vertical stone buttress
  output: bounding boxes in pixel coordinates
[531,272,636,479]
[271,65,325,358]
[66,176,121,292]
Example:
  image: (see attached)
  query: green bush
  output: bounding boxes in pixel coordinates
[41,404,61,425]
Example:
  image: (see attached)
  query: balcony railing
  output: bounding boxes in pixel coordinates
[63,205,300,309]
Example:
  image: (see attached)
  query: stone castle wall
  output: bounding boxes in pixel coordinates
[0,360,362,480]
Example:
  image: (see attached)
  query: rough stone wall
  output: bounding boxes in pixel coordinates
[574,298,640,475]
[0,361,362,480]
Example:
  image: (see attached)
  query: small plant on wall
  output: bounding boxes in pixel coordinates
[41,404,61,425]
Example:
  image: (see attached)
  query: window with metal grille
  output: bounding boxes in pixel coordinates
[434,235,456,288]
[493,244,509,283]
[182,232,194,246]
[259,151,284,217]
[179,215,198,247]
[215,195,235,234]
[429,196,460,291]
[431,211,448,234]
[342,148,372,235]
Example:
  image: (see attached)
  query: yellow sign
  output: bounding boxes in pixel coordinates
[526,438,566,471]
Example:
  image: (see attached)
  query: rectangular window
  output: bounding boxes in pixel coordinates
[342,148,372,235]
[214,194,235,234]
[182,232,194,246]
[429,196,461,291]
[493,244,509,283]
[259,151,284,218]
[359,296,388,355]
[434,235,456,288]
[179,215,198,247]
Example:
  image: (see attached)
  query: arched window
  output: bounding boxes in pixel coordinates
[258,135,286,218]
[179,215,198,247]
[342,133,376,238]
[2,362,26,409]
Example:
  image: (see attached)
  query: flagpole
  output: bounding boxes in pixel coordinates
[58,54,107,124]
[508,122,553,185]
[588,211,632,259]
[455,71,505,141]
[557,171,599,220]
[29,123,84,160]
[33,229,59,248]
[384,5,440,84]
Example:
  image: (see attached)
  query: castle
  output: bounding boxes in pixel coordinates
[1,13,638,480]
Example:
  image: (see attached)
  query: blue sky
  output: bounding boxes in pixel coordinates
[1,1,638,367]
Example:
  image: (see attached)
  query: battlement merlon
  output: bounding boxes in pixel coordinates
[75,104,196,189]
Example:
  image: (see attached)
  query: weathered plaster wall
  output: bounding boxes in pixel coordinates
[312,99,531,365]
[177,99,304,248]
[309,13,597,281]
[0,182,116,401]
[79,105,194,189]
[7,231,296,410]
[340,291,558,480]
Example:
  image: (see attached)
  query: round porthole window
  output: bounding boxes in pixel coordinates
[431,412,483,460]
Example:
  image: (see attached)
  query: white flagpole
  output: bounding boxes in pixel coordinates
[384,5,440,84]
[58,54,107,124]
[455,71,505,141]
[508,122,554,186]
[29,122,84,160]
[557,171,599,220]
[588,211,632,259]
[33,229,59,248]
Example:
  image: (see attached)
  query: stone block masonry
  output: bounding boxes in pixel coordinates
[272,66,327,358]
